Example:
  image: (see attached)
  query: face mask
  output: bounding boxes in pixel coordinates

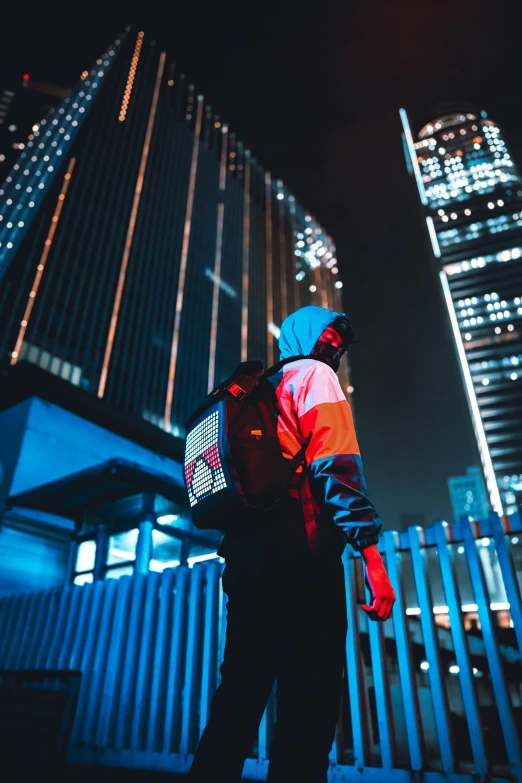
[311,339,344,373]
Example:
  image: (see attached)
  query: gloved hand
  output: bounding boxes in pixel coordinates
[360,544,396,622]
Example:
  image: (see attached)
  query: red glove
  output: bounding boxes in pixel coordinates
[360,544,396,622]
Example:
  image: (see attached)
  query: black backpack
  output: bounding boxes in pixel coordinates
[183,358,312,531]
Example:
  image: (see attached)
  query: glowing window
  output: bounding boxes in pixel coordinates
[107,528,138,565]
[76,540,96,572]
[150,530,182,572]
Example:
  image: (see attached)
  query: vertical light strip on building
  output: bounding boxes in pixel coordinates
[164,95,204,430]
[426,216,441,258]
[319,262,328,309]
[324,249,335,311]
[333,275,343,312]
[399,108,428,206]
[10,158,76,365]
[278,190,288,322]
[289,202,300,312]
[119,31,144,121]
[241,152,251,361]
[207,126,228,392]
[265,173,274,365]
[439,270,503,515]
[313,265,322,306]
[98,51,166,398]
[332,265,351,398]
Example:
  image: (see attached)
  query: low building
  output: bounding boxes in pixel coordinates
[0,361,221,597]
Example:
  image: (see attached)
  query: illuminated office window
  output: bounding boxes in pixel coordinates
[74,539,96,585]
[105,528,138,579]
[150,529,182,572]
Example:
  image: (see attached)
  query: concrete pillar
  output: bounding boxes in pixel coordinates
[93,525,109,581]
[135,520,154,574]
[65,537,79,585]
[180,537,192,566]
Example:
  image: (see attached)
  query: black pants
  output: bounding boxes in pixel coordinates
[189,555,347,782]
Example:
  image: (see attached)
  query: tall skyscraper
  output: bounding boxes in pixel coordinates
[401,103,522,515]
[0,29,344,435]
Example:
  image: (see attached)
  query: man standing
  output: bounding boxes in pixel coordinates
[189,305,396,783]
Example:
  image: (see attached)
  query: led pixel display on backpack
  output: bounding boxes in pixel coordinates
[184,409,228,507]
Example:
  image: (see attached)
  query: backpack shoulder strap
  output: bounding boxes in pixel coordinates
[262,355,317,379]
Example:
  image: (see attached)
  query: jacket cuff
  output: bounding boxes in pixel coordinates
[349,532,381,553]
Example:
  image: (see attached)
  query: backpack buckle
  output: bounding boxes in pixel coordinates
[225,373,259,400]
[227,381,247,400]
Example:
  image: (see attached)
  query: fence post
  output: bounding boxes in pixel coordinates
[409,525,455,776]
[0,594,23,663]
[462,517,522,781]
[383,530,425,772]
[343,551,371,771]
[434,520,488,780]
[146,567,177,752]
[491,514,522,654]
[130,571,161,750]
[113,573,147,750]
[180,566,205,756]
[96,575,133,749]
[366,557,396,769]
[198,563,221,739]
[2,592,33,669]
[162,566,190,754]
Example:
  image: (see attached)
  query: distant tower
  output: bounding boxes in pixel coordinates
[447,466,490,522]
[0,29,342,434]
[401,103,522,515]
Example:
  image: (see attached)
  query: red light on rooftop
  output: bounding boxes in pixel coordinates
[23,73,30,81]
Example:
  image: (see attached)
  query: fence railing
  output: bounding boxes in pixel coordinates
[0,512,521,782]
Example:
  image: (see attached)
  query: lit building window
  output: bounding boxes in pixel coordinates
[150,530,182,572]
[105,528,138,579]
[74,540,96,584]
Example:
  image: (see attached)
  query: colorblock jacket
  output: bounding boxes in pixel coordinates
[267,355,382,554]
[220,306,382,567]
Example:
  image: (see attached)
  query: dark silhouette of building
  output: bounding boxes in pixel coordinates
[399,513,426,531]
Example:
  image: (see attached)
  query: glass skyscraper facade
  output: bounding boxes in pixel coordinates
[0,28,343,435]
[401,103,522,515]
[0,76,67,178]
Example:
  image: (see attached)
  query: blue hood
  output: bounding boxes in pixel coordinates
[279,305,346,359]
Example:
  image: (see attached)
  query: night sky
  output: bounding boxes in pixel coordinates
[3,1,522,528]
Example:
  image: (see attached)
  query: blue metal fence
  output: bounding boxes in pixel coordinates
[0,512,520,782]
